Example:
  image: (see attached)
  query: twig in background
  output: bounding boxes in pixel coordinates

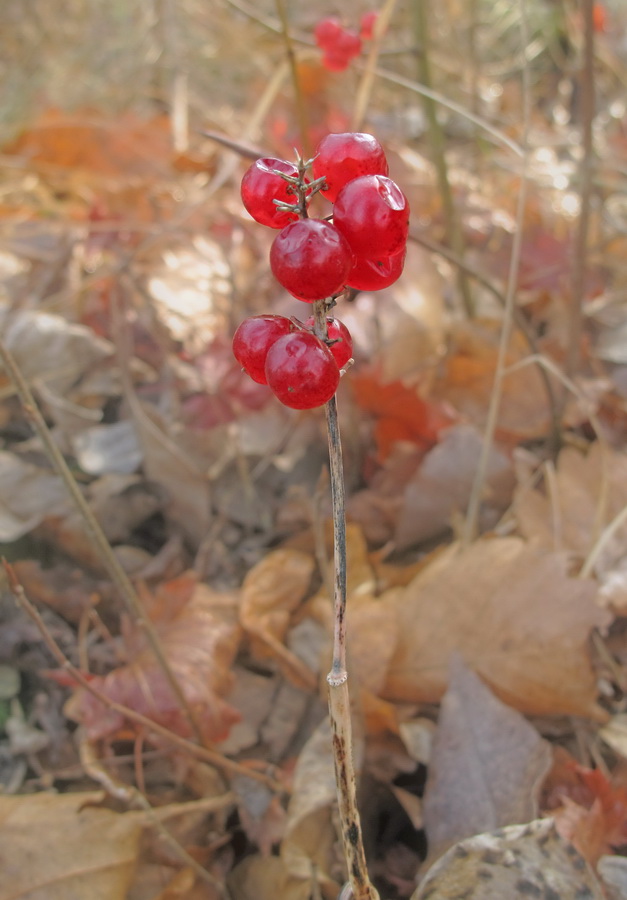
[0,333,205,743]
[352,0,399,131]
[3,560,285,793]
[462,0,531,546]
[411,0,474,318]
[274,0,311,156]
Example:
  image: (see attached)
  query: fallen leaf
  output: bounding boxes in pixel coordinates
[282,718,351,892]
[0,790,142,900]
[0,451,69,542]
[394,424,514,549]
[382,538,610,719]
[515,442,627,602]
[65,578,242,744]
[411,819,604,900]
[240,548,316,690]
[432,321,550,443]
[227,855,313,900]
[351,370,455,462]
[422,656,552,862]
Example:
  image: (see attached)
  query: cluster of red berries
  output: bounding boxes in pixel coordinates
[314,12,378,72]
[235,132,409,410]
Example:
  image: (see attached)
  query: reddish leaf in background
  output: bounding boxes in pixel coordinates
[547,762,627,866]
[65,574,242,744]
[351,371,456,462]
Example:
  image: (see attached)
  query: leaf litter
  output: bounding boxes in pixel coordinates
[2,3,627,898]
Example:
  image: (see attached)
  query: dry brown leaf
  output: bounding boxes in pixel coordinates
[432,321,550,442]
[0,790,142,900]
[382,538,610,719]
[282,719,349,893]
[0,451,69,542]
[66,578,242,744]
[394,424,514,549]
[422,656,552,863]
[227,855,314,900]
[515,442,627,604]
[240,548,316,690]
[411,819,604,900]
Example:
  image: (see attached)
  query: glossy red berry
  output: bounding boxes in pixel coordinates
[347,247,406,291]
[232,314,293,384]
[305,316,353,368]
[314,16,343,49]
[265,331,340,409]
[241,158,304,229]
[360,11,378,40]
[333,174,410,258]
[312,132,388,202]
[270,218,353,302]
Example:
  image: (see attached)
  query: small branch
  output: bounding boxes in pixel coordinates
[352,0,399,131]
[411,0,474,318]
[566,0,595,382]
[274,0,311,156]
[3,560,284,793]
[0,335,205,744]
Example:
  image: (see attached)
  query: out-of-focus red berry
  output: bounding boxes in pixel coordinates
[360,11,379,40]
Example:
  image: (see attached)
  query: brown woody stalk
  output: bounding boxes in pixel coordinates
[312,302,379,900]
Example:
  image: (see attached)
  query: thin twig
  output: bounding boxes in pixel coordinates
[352,0,399,131]
[411,0,474,318]
[3,560,285,793]
[0,334,205,743]
[462,0,531,546]
[274,0,311,155]
[79,735,233,895]
[565,0,596,383]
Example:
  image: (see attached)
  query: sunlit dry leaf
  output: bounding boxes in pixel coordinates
[0,791,142,900]
[432,321,550,442]
[515,443,627,602]
[382,538,610,719]
[411,819,604,900]
[394,424,514,549]
[240,548,316,689]
[0,451,69,542]
[422,656,552,862]
[66,579,242,744]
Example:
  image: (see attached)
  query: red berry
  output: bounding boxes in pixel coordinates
[232,314,293,384]
[241,158,304,229]
[322,50,351,72]
[314,17,343,49]
[313,132,388,202]
[347,247,406,291]
[333,174,410,258]
[265,331,340,409]
[335,28,362,58]
[270,218,353,302]
[360,11,379,40]
[305,316,353,368]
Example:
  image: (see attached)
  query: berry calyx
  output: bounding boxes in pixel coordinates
[305,316,353,368]
[270,218,353,302]
[347,247,406,291]
[265,331,340,409]
[333,174,410,258]
[232,315,294,384]
[241,158,306,229]
[312,132,389,203]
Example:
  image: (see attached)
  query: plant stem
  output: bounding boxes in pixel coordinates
[411,0,474,318]
[312,298,379,900]
[0,335,204,744]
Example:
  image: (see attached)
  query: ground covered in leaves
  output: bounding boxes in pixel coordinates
[2,1,627,899]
